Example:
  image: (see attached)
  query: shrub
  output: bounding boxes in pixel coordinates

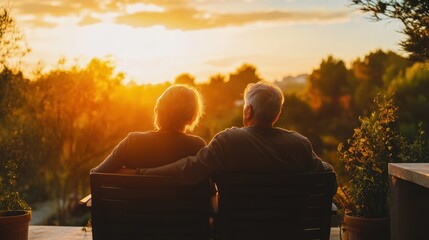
[338,94,404,217]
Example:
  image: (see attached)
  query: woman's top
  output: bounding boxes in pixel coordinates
[92,130,206,173]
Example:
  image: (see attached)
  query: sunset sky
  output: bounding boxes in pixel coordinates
[9,0,404,84]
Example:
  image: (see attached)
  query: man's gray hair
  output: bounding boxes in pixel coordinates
[244,81,284,123]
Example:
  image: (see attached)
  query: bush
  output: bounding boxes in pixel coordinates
[338,95,404,217]
[0,160,30,212]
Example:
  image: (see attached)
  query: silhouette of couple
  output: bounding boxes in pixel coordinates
[92,81,335,184]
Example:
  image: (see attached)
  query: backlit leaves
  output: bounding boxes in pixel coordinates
[338,94,403,217]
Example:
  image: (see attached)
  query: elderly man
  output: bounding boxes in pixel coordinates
[137,81,335,184]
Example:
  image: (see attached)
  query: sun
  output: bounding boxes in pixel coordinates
[75,23,189,60]
[68,21,203,83]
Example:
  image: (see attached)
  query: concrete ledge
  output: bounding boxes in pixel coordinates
[389,163,429,240]
[29,225,92,240]
[388,163,429,189]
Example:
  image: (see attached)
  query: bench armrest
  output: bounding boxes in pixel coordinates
[331,203,338,214]
[79,194,92,207]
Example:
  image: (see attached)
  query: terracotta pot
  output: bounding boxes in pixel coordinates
[342,215,390,240]
[0,210,32,240]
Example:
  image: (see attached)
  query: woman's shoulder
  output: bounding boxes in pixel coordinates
[182,133,207,147]
[125,131,206,149]
[127,131,156,138]
[124,131,164,144]
[130,131,206,145]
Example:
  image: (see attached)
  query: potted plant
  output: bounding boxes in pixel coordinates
[0,159,32,240]
[338,95,405,240]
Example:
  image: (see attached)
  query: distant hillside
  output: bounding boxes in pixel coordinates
[274,74,308,94]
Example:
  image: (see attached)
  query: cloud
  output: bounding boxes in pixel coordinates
[16,2,78,17]
[115,8,203,30]
[13,0,102,28]
[115,8,350,30]
[12,0,187,28]
[13,0,187,15]
[21,17,57,28]
[78,15,102,26]
[14,0,101,17]
[11,0,350,30]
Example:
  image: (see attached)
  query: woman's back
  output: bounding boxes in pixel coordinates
[92,131,206,173]
[126,131,205,168]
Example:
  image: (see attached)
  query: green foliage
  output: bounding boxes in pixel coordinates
[389,63,429,138]
[304,56,358,155]
[352,0,429,61]
[338,95,404,217]
[307,56,348,100]
[0,161,31,212]
[351,50,410,115]
[31,58,128,223]
[0,69,33,212]
[227,64,262,101]
[400,122,429,163]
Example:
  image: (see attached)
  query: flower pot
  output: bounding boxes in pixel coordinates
[342,215,389,240]
[0,210,32,240]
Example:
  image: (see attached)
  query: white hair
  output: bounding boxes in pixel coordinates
[243,81,284,123]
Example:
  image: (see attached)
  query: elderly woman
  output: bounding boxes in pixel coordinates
[91,84,205,173]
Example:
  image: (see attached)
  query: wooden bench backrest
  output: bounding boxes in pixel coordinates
[90,173,210,240]
[214,171,336,240]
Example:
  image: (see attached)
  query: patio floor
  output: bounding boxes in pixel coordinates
[29,225,342,239]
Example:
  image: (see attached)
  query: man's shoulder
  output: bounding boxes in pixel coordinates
[212,127,311,147]
[276,127,307,137]
[207,127,246,144]
[215,127,308,139]
[273,127,310,144]
[215,126,246,137]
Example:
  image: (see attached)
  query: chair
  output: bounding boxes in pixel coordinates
[214,171,336,240]
[90,173,210,240]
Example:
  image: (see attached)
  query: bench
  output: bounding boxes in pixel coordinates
[213,171,336,240]
[85,172,336,239]
[89,173,210,240]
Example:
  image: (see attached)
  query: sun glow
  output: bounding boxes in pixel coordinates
[72,23,209,82]
[77,24,199,59]
[16,0,403,84]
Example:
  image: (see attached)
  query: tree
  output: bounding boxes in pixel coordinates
[32,59,124,223]
[306,56,350,115]
[276,94,322,151]
[388,62,429,138]
[351,50,410,115]
[227,64,262,101]
[174,73,195,86]
[0,69,45,203]
[209,74,225,85]
[204,74,229,119]
[352,0,429,61]
[0,7,30,69]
